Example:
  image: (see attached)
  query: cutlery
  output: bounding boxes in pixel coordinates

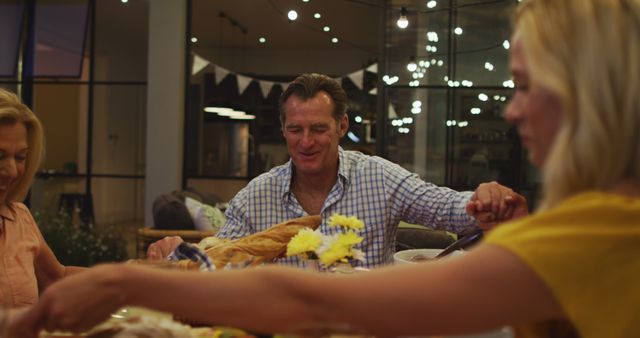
[435,229,483,258]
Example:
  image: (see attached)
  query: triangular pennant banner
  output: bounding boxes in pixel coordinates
[368,87,377,95]
[347,70,364,90]
[259,80,274,99]
[236,74,252,94]
[388,102,398,119]
[192,54,210,75]
[366,63,378,73]
[214,65,229,85]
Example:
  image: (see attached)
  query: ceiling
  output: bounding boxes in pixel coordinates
[191,0,380,53]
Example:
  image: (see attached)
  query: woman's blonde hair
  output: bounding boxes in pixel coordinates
[0,88,44,203]
[515,0,640,209]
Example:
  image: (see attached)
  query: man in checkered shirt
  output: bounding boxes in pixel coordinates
[148,73,528,267]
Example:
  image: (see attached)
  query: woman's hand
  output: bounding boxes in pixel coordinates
[466,181,529,230]
[15,264,128,335]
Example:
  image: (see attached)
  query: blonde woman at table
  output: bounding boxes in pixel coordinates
[0,89,84,310]
[14,0,640,337]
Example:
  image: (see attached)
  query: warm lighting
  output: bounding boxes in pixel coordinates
[347,131,360,142]
[484,62,494,71]
[204,107,233,114]
[406,58,417,72]
[397,7,409,29]
[190,37,198,43]
[323,26,330,32]
[259,37,266,43]
[230,114,256,120]
[331,37,339,43]
[314,13,321,19]
[287,10,298,21]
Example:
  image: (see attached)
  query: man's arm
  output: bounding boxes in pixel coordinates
[383,163,526,232]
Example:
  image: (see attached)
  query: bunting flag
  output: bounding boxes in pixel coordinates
[236,74,253,94]
[192,54,210,75]
[347,70,364,90]
[388,102,398,119]
[203,54,378,98]
[258,80,274,98]
[368,87,377,95]
[214,65,229,85]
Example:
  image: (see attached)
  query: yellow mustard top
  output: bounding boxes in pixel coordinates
[484,191,640,338]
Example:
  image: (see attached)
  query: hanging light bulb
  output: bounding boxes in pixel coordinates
[397,7,409,29]
[287,10,298,21]
[406,56,417,72]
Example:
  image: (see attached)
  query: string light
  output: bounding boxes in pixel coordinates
[287,10,298,21]
[406,57,417,72]
[397,7,409,29]
[454,27,463,35]
[314,13,321,19]
[190,37,198,43]
[503,80,515,88]
[503,40,510,49]
[323,26,330,32]
[426,1,437,8]
[259,37,266,43]
[331,37,339,43]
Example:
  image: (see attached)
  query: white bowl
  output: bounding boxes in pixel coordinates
[393,248,463,264]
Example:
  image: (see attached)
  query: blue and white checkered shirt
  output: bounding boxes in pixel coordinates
[217,148,477,267]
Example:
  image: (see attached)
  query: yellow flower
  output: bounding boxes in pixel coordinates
[318,232,363,266]
[286,228,323,257]
[328,213,364,230]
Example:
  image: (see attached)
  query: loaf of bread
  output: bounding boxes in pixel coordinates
[186,215,322,269]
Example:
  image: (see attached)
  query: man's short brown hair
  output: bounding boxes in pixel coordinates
[278,73,348,125]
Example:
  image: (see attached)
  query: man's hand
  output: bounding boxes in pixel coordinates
[466,181,529,231]
[146,236,184,260]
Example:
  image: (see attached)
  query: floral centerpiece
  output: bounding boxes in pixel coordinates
[286,213,365,269]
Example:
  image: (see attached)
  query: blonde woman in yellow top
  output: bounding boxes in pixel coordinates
[12,0,640,337]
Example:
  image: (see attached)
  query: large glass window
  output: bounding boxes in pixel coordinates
[33,0,88,77]
[185,0,379,200]
[0,1,23,77]
[382,0,535,202]
[9,0,149,263]
[185,0,534,206]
